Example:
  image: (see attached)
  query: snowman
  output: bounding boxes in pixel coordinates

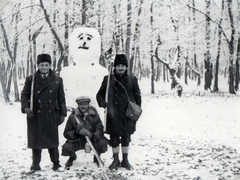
[61,27,108,113]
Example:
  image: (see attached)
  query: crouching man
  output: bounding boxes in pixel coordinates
[61,96,108,168]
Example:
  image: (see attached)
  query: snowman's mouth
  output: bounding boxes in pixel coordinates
[78,46,89,50]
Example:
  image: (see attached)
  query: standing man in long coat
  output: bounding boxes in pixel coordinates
[21,54,67,172]
[97,54,141,171]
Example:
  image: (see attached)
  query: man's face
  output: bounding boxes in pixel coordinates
[115,64,127,76]
[78,102,89,113]
[38,62,51,75]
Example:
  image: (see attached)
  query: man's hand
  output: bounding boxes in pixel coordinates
[101,101,108,108]
[79,128,92,138]
[58,116,65,125]
[24,107,34,118]
[76,122,84,133]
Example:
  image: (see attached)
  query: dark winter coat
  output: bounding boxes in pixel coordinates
[21,69,67,149]
[63,106,104,150]
[96,71,141,136]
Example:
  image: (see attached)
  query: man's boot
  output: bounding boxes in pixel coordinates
[65,153,77,168]
[121,153,133,170]
[30,149,41,172]
[108,153,120,170]
[93,153,104,167]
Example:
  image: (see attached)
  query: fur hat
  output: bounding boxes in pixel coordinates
[114,54,128,67]
[37,54,52,64]
[75,96,91,104]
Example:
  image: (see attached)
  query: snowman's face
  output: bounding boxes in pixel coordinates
[77,33,93,50]
[69,27,101,65]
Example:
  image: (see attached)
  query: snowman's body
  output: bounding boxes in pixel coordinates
[61,27,108,115]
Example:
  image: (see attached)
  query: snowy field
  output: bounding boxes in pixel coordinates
[0,77,240,180]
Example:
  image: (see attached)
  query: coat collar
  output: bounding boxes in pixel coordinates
[35,69,58,92]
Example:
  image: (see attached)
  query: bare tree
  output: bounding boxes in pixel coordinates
[0,4,20,102]
[39,0,67,74]
[227,0,235,94]
[131,0,143,76]
[150,3,155,94]
[204,0,212,91]
[213,0,224,92]
[126,0,132,72]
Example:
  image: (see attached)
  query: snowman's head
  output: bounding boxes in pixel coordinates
[69,27,101,66]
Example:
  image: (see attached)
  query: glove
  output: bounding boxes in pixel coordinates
[79,128,92,138]
[101,101,108,108]
[76,122,84,133]
[58,116,65,125]
[25,107,34,118]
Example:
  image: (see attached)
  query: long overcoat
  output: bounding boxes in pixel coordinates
[97,71,141,137]
[21,69,67,149]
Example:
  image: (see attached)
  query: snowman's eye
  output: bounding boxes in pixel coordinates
[87,37,92,41]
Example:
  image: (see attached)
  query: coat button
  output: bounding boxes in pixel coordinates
[50,90,52,93]
[38,100,41,103]
[49,110,51,113]
[37,91,40,93]
[49,100,52,103]
[38,110,41,113]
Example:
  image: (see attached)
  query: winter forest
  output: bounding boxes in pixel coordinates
[0,0,240,102]
[0,0,240,180]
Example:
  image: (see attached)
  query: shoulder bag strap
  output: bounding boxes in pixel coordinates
[114,77,130,101]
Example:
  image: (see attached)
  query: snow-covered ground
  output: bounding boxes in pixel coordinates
[0,77,240,180]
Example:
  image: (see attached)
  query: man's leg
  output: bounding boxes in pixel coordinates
[48,147,61,171]
[93,138,108,166]
[62,142,79,168]
[31,149,42,171]
[109,135,120,170]
[120,135,133,170]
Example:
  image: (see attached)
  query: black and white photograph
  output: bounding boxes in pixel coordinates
[0,0,240,179]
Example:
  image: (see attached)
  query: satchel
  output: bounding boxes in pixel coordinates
[115,77,142,121]
[126,101,142,121]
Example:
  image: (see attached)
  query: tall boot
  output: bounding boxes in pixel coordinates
[65,153,77,168]
[109,153,120,170]
[121,146,133,170]
[121,153,133,170]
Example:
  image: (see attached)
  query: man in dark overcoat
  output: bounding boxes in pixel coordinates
[21,54,67,172]
[96,54,141,171]
[61,96,108,168]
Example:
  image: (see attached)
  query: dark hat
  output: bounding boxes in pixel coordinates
[114,54,128,67]
[37,54,52,64]
[75,96,91,104]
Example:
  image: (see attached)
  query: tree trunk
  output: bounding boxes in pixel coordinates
[126,0,132,73]
[82,0,86,25]
[130,0,143,75]
[213,0,224,92]
[13,11,20,101]
[204,0,212,91]
[113,3,121,53]
[150,3,154,94]
[185,61,188,85]
[0,62,10,102]
[227,0,235,94]
[64,0,69,67]
[235,34,240,91]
